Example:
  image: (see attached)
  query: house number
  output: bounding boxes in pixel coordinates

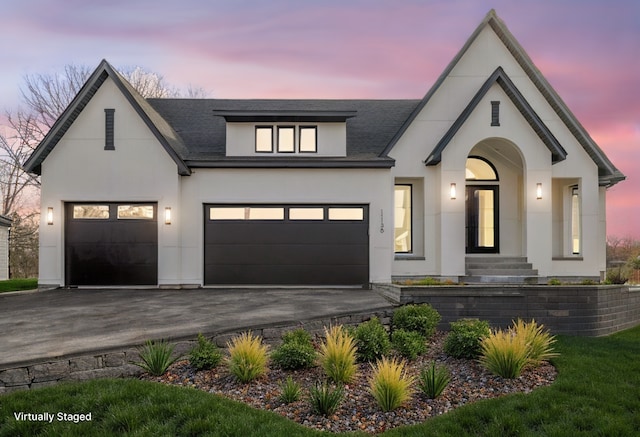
[380,209,384,233]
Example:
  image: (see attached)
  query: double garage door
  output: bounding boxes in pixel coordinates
[64,203,369,286]
[204,204,369,285]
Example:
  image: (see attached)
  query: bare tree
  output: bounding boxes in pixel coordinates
[0,63,208,278]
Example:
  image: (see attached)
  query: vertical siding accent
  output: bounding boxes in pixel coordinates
[490,101,500,126]
[104,109,115,150]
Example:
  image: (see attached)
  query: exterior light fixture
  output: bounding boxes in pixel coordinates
[46,207,54,225]
[164,207,172,225]
[450,183,457,200]
[536,183,543,200]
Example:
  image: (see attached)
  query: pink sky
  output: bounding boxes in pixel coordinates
[2,0,638,238]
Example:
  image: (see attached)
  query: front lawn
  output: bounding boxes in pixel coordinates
[1,325,639,436]
[0,278,37,293]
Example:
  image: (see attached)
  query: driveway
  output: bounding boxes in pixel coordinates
[0,287,393,368]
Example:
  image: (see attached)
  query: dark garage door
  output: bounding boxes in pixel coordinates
[204,205,369,285]
[65,203,158,286]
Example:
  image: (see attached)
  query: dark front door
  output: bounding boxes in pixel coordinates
[65,203,158,286]
[466,186,499,253]
[204,205,369,285]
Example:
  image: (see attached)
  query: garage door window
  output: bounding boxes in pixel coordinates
[73,205,110,219]
[209,207,285,220]
[328,207,364,221]
[117,205,155,220]
[289,207,324,220]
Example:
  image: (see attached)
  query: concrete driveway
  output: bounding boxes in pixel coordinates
[0,287,393,368]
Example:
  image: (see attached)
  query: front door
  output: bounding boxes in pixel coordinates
[466,186,499,253]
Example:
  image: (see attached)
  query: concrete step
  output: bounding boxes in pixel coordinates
[465,256,529,264]
[467,268,538,276]
[466,262,534,270]
[462,275,543,284]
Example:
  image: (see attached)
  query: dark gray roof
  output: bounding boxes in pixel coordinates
[0,215,12,228]
[146,99,420,166]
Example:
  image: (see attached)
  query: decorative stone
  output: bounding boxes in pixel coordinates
[0,368,30,386]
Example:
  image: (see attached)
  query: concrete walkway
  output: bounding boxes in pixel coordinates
[0,288,394,368]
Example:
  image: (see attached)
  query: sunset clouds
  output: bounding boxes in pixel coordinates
[2,0,638,237]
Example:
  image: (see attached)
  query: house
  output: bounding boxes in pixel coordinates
[0,215,11,280]
[24,10,624,288]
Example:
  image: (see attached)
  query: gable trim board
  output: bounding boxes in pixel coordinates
[425,66,567,166]
[26,10,625,287]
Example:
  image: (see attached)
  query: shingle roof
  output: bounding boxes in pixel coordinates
[146,99,420,165]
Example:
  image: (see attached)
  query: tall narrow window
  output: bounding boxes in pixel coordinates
[490,101,500,126]
[255,126,273,152]
[394,185,412,253]
[104,109,115,150]
[571,186,581,254]
[277,126,295,152]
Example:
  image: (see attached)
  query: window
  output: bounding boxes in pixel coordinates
[299,126,317,153]
[117,205,154,220]
[255,127,273,152]
[394,185,412,253]
[277,126,295,152]
[255,125,317,153]
[210,207,284,220]
[73,205,110,219]
[571,186,581,254]
[289,207,324,220]
[466,157,498,181]
[328,207,364,221]
[105,109,115,150]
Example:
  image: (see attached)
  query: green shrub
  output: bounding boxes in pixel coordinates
[479,328,529,378]
[443,318,491,359]
[271,328,316,370]
[417,361,451,399]
[189,333,223,371]
[318,325,358,383]
[134,339,181,376]
[353,317,391,362]
[368,357,414,411]
[227,331,269,383]
[547,278,562,285]
[279,376,302,404]
[308,381,344,416]
[512,319,558,367]
[392,304,441,339]
[391,329,427,360]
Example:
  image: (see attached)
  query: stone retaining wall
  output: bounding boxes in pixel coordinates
[0,308,394,394]
[375,284,640,336]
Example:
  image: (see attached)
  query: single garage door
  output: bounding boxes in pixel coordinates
[204,204,369,285]
[65,203,158,286]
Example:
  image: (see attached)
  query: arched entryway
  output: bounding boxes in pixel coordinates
[466,139,525,256]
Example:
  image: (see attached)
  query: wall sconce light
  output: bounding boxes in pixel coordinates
[450,183,457,200]
[164,207,172,225]
[46,207,54,225]
[536,183,543,200]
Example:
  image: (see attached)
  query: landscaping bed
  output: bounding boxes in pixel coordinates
[142,331,557,434]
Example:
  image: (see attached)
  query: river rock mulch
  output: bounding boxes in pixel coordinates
[141,332,557,434]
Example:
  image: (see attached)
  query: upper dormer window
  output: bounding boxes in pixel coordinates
[255,125,317,154]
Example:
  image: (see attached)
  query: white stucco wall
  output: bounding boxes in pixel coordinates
[0,226,9,280]
[39,77,182,286]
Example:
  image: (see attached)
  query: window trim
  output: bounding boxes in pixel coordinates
[466,156,499,181]
[394,184,413,254]
[255,126,274,153]
[277,126,296,153]
[298,126,318,153]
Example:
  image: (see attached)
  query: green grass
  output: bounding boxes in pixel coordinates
[0,278,37,293]
[2,326,639,436]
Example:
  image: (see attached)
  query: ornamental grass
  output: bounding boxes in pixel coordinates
[227,331,269,383]
[512,318,558,367]
[368,356,414,411]
[318,325,358,383]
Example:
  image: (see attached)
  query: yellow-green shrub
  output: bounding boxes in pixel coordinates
[227,331,268,383]
[512,319,558,367]
[368,357,414,411]
[318,325,358,383]
[479,328,530,378]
